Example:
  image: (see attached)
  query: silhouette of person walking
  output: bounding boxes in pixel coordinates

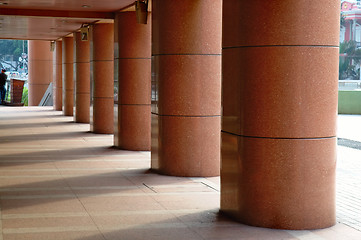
[0,69,7,104]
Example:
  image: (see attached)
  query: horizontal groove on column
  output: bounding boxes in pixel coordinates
[90,60,114,62]
[223,45,339,49]
[74,61,90,64]
[221,130,336,140]
[116,57,151,60]
[28,83,50,86]
[76,92,90,94]
[29,59,52,62]
[157,114,221,118]
[119,104,151,106]
[93,97,114,99]
[152,53,221,56]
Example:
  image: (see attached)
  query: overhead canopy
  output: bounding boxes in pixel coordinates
[0,0,138,40]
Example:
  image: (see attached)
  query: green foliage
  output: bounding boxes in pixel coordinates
[339,40,361,79]
[22,86,28,106]
[5,85,10,102]
[0,40,27,60]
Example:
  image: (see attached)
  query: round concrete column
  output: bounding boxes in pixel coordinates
[151,0,222,177]
[74,32,90,123]
[91,23,114,134]
[28,40,53,106]
[62,37,74,116]
[114,12,151,150]
[221,1,339,229]
[53,40,62,111]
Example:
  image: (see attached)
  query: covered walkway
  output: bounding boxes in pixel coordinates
[0,106,360,239]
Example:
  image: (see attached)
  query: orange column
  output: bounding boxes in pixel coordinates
[91,23,114,134]
[114,12,151,150]
[151,1,222,176]
[62,36,74,116]
[74,32,90,123]
[28,40,53,106]
[221,1,339,229]
[53,40,62,111]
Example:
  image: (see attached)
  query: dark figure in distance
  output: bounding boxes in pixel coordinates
[0,69,7,104]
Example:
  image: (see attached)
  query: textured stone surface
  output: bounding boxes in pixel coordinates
[91,23,114,134]
[53,40,62,111]
[152,0,222,55]
[118,105,151,151]
[151,113,159,170]
[116,12,151,58]
[158,116,221,177]
[75,63,90,93]
[223,0,340,47]
[74,31,90,63]
[62,37,74,116]
[28,40,53,106]
[221,133,336,230]
[63,90,74,116]
[74,32,90,124]
[151,0,222,177]
[155,55,221,116]
[75,93,90,123]
[91,23,114,61]
[114,12,151,151]
[222,46,338,138]
[93,98,114,134]
[92,61,114,98]
[221,0,339,231]
[118,58,151,105]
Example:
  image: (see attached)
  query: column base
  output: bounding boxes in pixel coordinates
[152,115,220,177]
[221,132,336,230]
[92,97,114,134]
[115,104,151,151]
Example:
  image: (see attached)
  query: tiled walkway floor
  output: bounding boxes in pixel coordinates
[0,106,360,240]
[336,115,361,232]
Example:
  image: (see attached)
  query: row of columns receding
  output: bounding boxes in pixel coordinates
[27,1,340,230]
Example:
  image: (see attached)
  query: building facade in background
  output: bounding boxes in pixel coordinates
[341,0,361,43]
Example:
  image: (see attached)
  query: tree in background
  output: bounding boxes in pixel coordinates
[339,40,361,80]
[0,40,28,72]
[0,40,27,59]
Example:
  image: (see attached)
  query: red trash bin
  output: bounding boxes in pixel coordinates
[10,78,25,106]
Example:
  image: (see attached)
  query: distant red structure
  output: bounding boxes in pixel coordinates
[341,0,361,43]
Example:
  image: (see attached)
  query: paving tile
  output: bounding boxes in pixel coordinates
[0,197,87,215]
[152,193,220,210]
[192,225,296,240]
[92,212,180,227]
[79,195,165,212]
[0,176,69,189]
[0,107,361,240]
[64,175,135,188]
[102,227,204,240]
[2,216,96,229]
[310,223,361,240]
[0,189,73,198]
[3,231,105,240]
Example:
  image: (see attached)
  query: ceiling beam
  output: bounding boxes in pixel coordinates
[0,8,115,20]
